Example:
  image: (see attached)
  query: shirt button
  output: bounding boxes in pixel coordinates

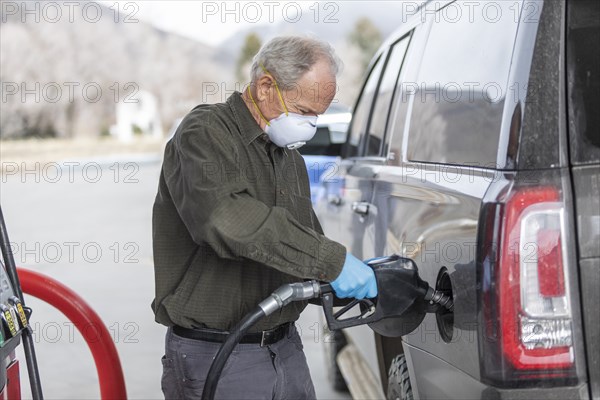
[279,189,286,195]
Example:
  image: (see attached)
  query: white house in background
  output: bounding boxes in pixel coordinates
[111,90,163,141]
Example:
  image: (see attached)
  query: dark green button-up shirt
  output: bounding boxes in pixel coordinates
[152,91,346,332]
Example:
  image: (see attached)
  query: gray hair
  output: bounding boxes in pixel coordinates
[250,36,342,90]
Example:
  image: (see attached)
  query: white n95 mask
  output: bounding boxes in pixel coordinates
[264,112,317,150]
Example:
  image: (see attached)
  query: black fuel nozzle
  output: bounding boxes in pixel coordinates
[320,254,453,337]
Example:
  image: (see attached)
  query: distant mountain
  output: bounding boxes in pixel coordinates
[0,0,228,138]
[215,2,406,67]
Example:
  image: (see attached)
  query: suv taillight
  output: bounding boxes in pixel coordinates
[501,187,573,369]
[479,186,577,386]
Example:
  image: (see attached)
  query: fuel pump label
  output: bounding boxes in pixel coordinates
[15,303,28,328]
[2,309,17,337]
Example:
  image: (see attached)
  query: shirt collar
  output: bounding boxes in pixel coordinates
[227,91,266,145]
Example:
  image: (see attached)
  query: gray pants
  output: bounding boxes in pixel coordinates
[161,325,317,399]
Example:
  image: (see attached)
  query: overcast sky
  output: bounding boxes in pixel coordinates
[99,1,324,46]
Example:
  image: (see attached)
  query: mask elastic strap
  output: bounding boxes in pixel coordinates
[259,62,289,116]
[247,86,271,127]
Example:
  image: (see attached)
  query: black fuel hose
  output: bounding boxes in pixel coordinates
[201,280,322,400]
[201,305,266,400]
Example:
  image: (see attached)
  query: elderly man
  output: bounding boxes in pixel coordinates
[152,36,377,399]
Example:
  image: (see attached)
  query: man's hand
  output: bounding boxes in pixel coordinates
[330,253,378,299]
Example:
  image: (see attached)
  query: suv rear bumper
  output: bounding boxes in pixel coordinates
[403,343,589,400]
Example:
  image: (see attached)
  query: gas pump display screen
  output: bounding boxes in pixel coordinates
[0,261,17,304]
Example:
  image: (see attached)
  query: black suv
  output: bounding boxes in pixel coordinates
[315,0,599,399]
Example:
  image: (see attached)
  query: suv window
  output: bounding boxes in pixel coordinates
[366,35,411,157]
[344,55,384,158]
[567,0,600,164]
[406,1,519,167]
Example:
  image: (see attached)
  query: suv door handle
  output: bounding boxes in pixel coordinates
[351,201,370,216]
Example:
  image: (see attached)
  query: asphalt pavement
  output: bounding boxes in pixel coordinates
[1,157,351,399]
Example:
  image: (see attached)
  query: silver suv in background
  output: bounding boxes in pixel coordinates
[298,103,351,204]
[315,0,599,399]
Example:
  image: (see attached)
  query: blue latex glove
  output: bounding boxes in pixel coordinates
[330,253,378,299]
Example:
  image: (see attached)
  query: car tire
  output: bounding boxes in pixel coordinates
[323,326,349,392]
[387,354,413,400]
